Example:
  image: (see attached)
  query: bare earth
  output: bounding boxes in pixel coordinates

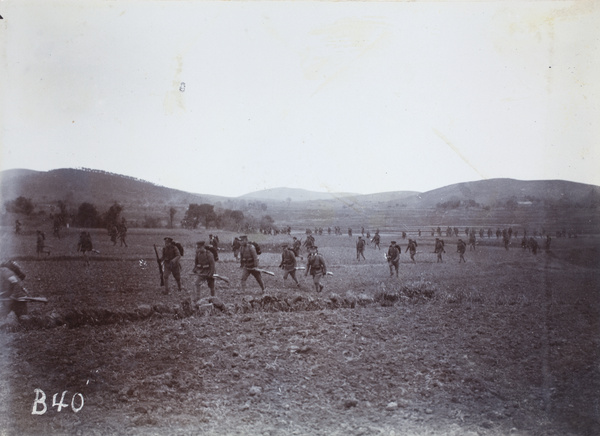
[1,228,599,436]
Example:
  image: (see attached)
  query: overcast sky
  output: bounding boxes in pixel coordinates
[1,1,599,197]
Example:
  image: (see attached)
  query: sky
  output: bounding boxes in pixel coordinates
[1,1,599,198]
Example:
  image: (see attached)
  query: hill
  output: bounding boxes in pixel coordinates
[0,168,226,209]
[403,178,600,209]
[239,187,359,203]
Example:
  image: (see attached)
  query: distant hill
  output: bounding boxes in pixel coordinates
[2,169,598,216]
[239,187,358,202]
[401,178,600,209]
[0,168,226,209]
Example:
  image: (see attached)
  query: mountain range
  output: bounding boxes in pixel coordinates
[1,168,599,211]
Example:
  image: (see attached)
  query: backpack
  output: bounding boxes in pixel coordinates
[173,241,184,256]
[251,241,262,255]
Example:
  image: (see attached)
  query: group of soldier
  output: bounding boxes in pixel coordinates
[158,233,331,297]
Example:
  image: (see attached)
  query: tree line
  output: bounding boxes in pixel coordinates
[4,197,276,232]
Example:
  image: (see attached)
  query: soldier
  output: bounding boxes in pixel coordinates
[118,219,128,247]
[0,260,29,317]
[109,225,118,245]
[406,239,418,262]
[356,236,366,261]
[292,236,302,259]
[371,231,381,250]
[193,241,216,296]
[77,231,94,265]
[232,236,241,260]
[305,246,326,293]
[15,220,21,235]
[348,228,353,237]
[521,235,528,250]
[434,238,445,263]
[160,237,183,294]
[545,235,552,251]
[239,235,265,292]
[468,231,477,251]
[279,243,300,287]
[457,239,467,263]
[209,234,219,251]
[503,232,510,251]
[529,237,539,255]
[36,230,50,256]
[387,241,401,277]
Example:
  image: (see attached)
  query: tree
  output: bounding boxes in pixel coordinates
[183,203,215,229]
[75,202,101,228]
[103,202,123,230]
[5,196,35,215]
[169,207,177,229]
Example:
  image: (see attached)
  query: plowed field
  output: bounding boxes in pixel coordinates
[1,228,599,436]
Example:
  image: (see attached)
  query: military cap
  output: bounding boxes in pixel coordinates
[391,241,396,244]
[196,241,206,247]
[164,237,173,242]
[239,235,248,240]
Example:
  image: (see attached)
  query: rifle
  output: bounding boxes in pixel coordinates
[153,244,164,286]
[1,296,48,304]
[248,268,275,276]
[189,272,230,284]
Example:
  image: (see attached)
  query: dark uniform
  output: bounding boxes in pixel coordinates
[434,238,445,263]
[529,237,539,255]
[194,241,216,296]
[279,244,300,287]
[36,230,49,256]
[239,236,265,291]
[232,237,241,260]
[371,232,381,250]
[406,239,418,262]
[356,237,366,261]
[387,241,400,277]
[292,237,302,258]
[305,246,326,292]
[77,231,94,265]
[161,237,182,294]
[457,239,467,263]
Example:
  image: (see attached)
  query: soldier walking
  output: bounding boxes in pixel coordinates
[305,246,326,292]
[160,237,183,294]
[36,230,50,256]
[279,243,300,287]
[77,231,94,265]
[406,239,418,262]
[193,241,216,296]
[239,235,265,292]
[468,231,476,251]
[434,238,445,263]
[371,231,381,250]
[387,241,400,277]
[356,236,366,261]
[457,239,467,263]
[232,237,241,260]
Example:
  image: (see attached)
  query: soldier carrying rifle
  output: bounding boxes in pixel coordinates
[387,241,401,277]
[193,241,216,296]
[305,246,327,293]
[239,235,266,292]
[279,243,300,287]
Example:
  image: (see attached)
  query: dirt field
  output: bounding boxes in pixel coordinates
[1,226,599,435]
